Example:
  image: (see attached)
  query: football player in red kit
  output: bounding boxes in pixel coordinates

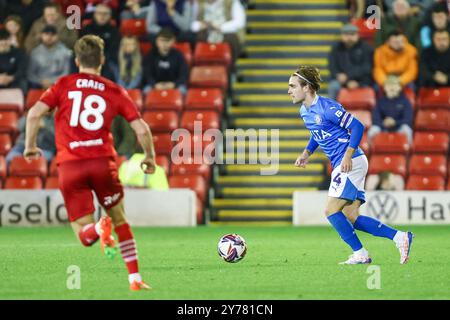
[24,35,155,291]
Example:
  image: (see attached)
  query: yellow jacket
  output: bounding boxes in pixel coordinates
[373,37,418,87]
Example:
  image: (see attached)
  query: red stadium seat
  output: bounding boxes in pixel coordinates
[4,176,43,189]
[371,132,410,154]
[403,86,416,110]
[155,155,169,176]
[351,18,377,43]
[189,66,228,92]
[152,133,173,156]
[25,89,45,110]
[145,89,183,111]
[0,88,24,113]
[360,132,370,155]
[412,132,449,154]
[0,156,6,180]
[337,87,376,110]
[170,163,211,181]
[417,87,450,109]
[139,41,152,55]
[0,111,18,134]
[351,109,372,128]
[169,174,207,202]
[173,42,192,67]
[415,109,450,131]
[9,156,48,178]
[0,133,12,155]
[49,159,58,176]
[185,88,224,112]
[408,154,447,178]
[119,19,146,37]
[369,154,407,177]
[181,111,220,132]
[171,133,215,163]
[126,89,143,111]
[45,176,59,189]
[142,111,179,133]
[406,175,445,190]
[194,42,232,68]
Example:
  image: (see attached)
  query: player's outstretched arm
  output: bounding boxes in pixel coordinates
[295,137,318,168]
[130,118,156,174]
[24,101,50,160]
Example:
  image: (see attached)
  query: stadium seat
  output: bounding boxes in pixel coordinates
[408,154,447,178]
[185,88,224,112]
[49,159,58,176]
[4,176,43,189]
[414,109,450,131]
[189,66,228,92]
[171,133,214,164]
[0,111,19,134]
[9,156,48,178]
[126,89,143,110]
[406,175,445,190]
[170,163,211,181]
[168,174,207,202]
[181,111,220,132]
[360,132,370,155]
[371,132,410,154]
[155,155,169,176]
[337,87,376,110]
[0,133,12,155]
[351,18,377,43]
[403,86,416,110]
[152,133,173,156]
[173,42,192,67]
[0,88,24,113]
[139,41,152,55]
[119,19,146,37]
[412,132,449,154]
[45,176,59,189]
[144,89,183,111]
[142,111,179,133]
[369,154,407,177]
[351,109,372,128]
[417,87,450,109]
[25,89,45,110]
[194,42,232,68]
[0,156,5,180]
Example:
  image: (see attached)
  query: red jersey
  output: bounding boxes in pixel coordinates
[40,73,140,164]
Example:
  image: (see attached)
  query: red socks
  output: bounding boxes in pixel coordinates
[115,223,139,275]
[78,223,99,246]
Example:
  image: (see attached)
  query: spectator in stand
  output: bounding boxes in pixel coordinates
[24,3,78,53]
[5,111,55,166]
[145,0,193,42]
[121,0,150,20]
[368,75,413,143]
[347,0,384,20]
[420,4,450,49]
[115,36,143,89]
[420,30,450,87]
[191,0,246,64]
[328,23,374,100]
[4,15,25,49]
[142,28,188,94]
[5,0,46,35]
[83,0,120,20]
[366,171,405,191]
[27,25,72,89]
[111,116,138,159]
[373,30,418,89]
[0,29,27,94]
[384,0,435,18]
[80,4,121,66]
[375,0,421,48]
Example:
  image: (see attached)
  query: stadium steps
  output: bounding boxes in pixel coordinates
[209,0,347,225]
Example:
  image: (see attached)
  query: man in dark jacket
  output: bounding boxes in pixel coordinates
[368,75,413,144]
[420,29,450,87]
[328,23,374,99]
[142,28,188,94]
[0,29,27,93]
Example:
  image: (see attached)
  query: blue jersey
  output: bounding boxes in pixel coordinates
[299,95,364,168]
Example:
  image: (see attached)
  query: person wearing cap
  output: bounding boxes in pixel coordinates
[368,75,413,144]
[328,23,374,100]
[27,24,72,89]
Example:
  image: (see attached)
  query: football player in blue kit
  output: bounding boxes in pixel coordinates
[290,65,413,265]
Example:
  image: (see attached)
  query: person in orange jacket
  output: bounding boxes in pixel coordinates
[373,29,418,88]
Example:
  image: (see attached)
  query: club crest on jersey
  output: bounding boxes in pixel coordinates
[314,114,322,125]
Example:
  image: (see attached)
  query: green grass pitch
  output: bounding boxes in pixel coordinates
[0,225,449,299]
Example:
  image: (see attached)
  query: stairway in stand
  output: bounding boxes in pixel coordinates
[210,0,348,225]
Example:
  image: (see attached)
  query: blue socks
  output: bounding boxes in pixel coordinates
[354,215,398,240]
[327,211,363,252]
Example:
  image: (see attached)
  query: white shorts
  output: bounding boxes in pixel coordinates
[328,155,368,204]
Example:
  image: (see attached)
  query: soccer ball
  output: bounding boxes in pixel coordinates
[217,234,247,263]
